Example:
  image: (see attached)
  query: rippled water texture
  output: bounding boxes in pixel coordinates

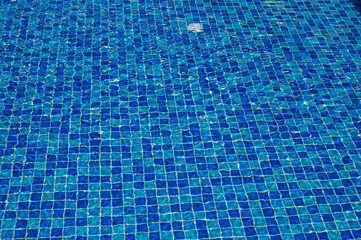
[0,0,361,239]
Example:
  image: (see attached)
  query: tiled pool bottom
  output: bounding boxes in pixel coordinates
[1,0,361,239]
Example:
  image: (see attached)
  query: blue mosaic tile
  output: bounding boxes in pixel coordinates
[1,0,361,239]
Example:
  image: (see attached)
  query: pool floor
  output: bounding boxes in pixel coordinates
[1,0,361,239]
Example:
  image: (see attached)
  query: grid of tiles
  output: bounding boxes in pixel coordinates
[1,0,361,239]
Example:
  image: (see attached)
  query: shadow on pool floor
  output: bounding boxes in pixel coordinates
[350,0,361,13]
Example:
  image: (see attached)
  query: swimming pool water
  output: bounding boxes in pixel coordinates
[1,0,361,239]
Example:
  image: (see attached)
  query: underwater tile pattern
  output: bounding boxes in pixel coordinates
[0,0,361,239]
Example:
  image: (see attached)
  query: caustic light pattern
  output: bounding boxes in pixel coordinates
[0,0,361,239]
